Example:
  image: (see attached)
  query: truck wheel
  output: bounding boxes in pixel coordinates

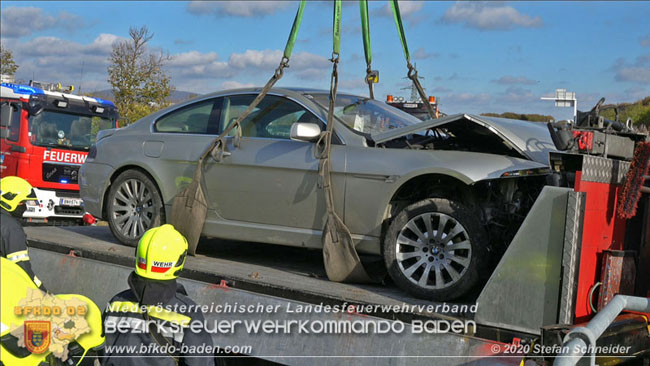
[384,198,487,301]
[107,170,165,247]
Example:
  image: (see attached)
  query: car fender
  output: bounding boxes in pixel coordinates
[344,148,549,239]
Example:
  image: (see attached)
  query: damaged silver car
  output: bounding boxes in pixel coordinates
[80,88,556,300]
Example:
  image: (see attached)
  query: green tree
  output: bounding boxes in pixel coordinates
[600,97,650,128]
[107,26,173,125]
[481,112,554,122]
[0,44,19,76]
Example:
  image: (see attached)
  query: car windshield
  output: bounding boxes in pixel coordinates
[29,110,115,151]
[308,93,423,135]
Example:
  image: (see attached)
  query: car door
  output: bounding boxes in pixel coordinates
[201,94,346,232]
[148,97,222,203]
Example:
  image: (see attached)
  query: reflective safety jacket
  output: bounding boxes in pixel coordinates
[0,211,43,289]
[102,278,214,366]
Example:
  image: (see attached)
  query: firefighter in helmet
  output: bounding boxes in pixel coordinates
[103,224,214,366]
[0,176,45,289]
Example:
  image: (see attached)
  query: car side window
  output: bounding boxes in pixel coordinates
[220,95,320,139]
[8,105,21,142]
[1,103,21,142]
[155,98,220,134]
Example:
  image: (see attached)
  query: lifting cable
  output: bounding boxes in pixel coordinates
[169,0,307,254]
[390,0,437,119]
[319,0,375,283]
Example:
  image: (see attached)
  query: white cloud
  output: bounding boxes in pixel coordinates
[1,7,85,38]
[338,78,368,91]
[228,49,329,73]
[187,1,290,17]
[442,2,543,30]
[295,68,328,81]
[491,75,538,85]
[613,54,650,84]
[220,81,255,89]
[229,49,282,70]
[10,34,123,92]
[167,51,234,80]
[378,1,423,17]
[170,51,219,67]
[168,49,329,92]
[374,1,425,25]
[616,67,650,84]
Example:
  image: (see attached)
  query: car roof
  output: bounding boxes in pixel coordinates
[193,87,330,100]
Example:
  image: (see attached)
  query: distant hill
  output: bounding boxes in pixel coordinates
[86,89,199,104]
[480,112,554,122]
[599,96,650,127]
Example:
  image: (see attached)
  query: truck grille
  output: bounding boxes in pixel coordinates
[42,163,79,184]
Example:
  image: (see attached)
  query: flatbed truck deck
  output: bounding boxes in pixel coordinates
[23,180,650,366]
[25,225,523,366]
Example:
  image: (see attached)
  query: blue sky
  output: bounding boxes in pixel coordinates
[1,1,649,120]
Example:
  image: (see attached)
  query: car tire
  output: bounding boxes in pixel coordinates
[384,198,487,301]
[106,170,165,247]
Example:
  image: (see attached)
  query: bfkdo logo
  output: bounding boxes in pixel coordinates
[24,321,51,354]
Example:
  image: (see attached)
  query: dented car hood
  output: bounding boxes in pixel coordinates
[371,114,557,164]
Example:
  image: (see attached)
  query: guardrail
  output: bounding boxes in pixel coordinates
[554,295,650,366]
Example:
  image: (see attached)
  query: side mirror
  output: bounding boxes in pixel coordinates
[1,102,13,128]
[290,123,321,142]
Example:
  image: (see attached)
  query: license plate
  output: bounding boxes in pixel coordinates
[60,198,82,207]
[403,103,418,108]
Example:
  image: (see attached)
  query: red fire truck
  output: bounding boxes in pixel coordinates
[0,79,119,224]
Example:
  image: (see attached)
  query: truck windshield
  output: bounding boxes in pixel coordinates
[308,93,422,135]
[29,110,114,150]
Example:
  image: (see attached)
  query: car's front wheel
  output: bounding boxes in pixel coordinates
[384,198,487,301]
[106,170,165,247]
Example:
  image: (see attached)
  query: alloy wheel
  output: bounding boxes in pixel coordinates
[111,178,155,238]
[395,212,472,289]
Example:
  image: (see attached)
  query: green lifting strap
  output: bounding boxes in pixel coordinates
[333,0,342,56]
[390,0,410,63]
[360,0,375,99]
[284,0,306,60]
[360,0,371,66]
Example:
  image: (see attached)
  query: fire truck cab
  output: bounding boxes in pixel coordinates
[1,80,119,224]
